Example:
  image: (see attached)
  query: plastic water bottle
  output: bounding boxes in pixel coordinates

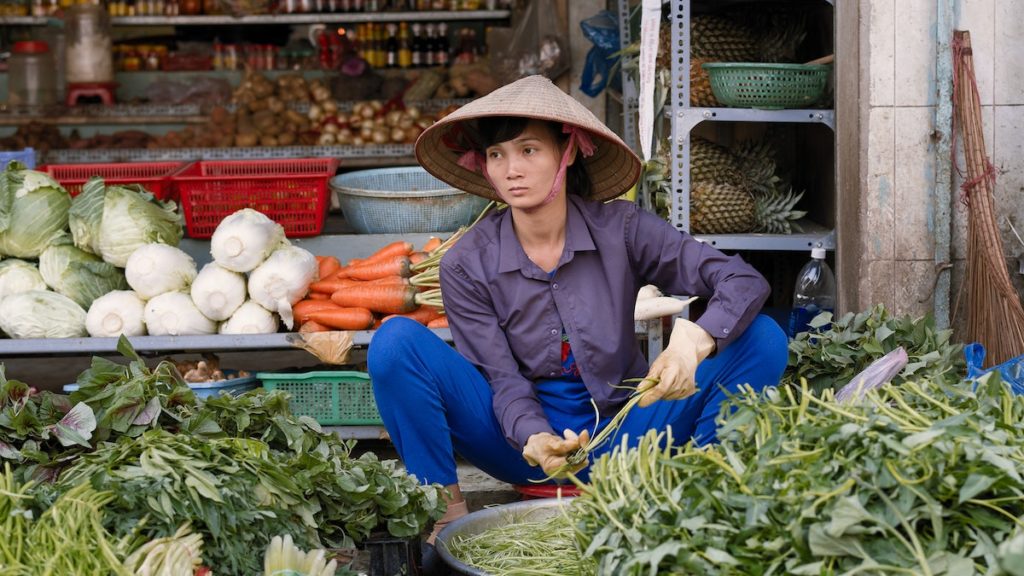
[788,248,836,337]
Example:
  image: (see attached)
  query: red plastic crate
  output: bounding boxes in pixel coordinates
[171,158,340,239]
[38,162,186,199]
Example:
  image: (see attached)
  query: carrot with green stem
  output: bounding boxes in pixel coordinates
[316,255,342,279]
[421,236,443,253]
[331,283,419,315]
[294,299,343,325]
[410,267,440,288]
[343,254,413,280]
[364,240,414,263]
[381,305,443,325]
[414,288,444,310]
[306,307,375,330]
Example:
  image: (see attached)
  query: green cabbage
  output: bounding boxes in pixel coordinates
[0,290,87,338]
[69,177,183,267]
[39,241,128,310]
[0,258,47,298]
[0,162,71,258]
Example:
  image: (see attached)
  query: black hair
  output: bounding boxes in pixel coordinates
[475,116,594,199]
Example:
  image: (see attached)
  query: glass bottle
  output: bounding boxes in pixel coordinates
[8,41,57,107]
[397,21,412,68]
[65,2,113,84]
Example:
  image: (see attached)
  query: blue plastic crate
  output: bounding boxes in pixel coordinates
[64,374,258,399]
[0,148,36,170]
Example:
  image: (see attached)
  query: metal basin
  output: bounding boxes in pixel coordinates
[435,498,572,576]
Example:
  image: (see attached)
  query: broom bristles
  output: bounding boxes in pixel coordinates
[954,30,1024,367]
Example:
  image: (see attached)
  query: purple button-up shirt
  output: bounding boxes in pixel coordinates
[439,195,769,450]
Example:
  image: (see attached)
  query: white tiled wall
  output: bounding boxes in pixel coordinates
[859,0,1024,327]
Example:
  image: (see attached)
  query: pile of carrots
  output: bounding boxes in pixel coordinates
[293,235,453,333]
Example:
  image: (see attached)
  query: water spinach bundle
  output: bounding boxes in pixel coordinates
[573,374,1024,575]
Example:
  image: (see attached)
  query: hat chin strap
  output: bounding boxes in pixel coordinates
[540,125,597,206]
[456,124,596,205]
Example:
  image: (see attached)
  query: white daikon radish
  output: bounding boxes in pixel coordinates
[86,290,147,337]
[219,300,279,334]
[144,291,217,336]
[210,209,286,273]
[190,262,247,321]
[634,296,698,321]
[125,243,197,300]
[247,245,317,330]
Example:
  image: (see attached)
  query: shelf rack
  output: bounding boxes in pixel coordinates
[42,143,416,166]
[0,10,509,27]
[667,0,837,252]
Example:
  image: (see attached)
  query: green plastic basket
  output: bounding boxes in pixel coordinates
[701,63,831,110]
[257,370,382,426]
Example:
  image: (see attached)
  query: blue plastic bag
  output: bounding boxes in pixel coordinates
[965,342,1024,394]
[579,10,620,97]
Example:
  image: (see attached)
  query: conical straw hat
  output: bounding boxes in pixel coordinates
[415,75,642,202]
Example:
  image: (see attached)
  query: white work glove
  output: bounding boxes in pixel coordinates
[522,429,591,477]
[638,318,716,407]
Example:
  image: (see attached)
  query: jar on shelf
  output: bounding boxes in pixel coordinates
[65,2,114,84]
[8,40,58,107]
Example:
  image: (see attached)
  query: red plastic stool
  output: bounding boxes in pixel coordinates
[514,484,581,500]
[66,82,116,106]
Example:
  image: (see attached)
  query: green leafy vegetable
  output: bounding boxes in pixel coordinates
[572,374,1024,575]
[39,240,128,309]
[68,177,183,267]
[785,304,965,394]
[0,162,70,258]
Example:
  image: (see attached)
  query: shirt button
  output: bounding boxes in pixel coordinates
[723,328,730,334]
[552,283,558,289]
[550,329,558,335]
[549,371,556,376]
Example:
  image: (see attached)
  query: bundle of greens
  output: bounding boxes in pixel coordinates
[446,510,594,576]
[0,466,134,576]
[0,368,98,480]
[2,338,446,573]
[572,374,1024,575]
[785,304,965,394]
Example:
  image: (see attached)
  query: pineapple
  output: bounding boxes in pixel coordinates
[691,15,758,61]
[731,138,780,195]
[690,57,720,107]
[690,181,755,234]
[753,189,807,234]
[690,137,741,185]
[688,136,806,234]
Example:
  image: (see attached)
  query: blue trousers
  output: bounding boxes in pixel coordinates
[367,315,788,486]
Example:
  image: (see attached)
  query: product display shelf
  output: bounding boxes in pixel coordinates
[43,143,416,165]
[671,108,835,131]
[694,219,835,252]
[111,9,510,26]
[0,330,452,357]
[665,0,838,253]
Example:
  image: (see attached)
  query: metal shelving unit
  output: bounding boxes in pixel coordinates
[111,10,509,25]
[666,0,837,253]
[43,143,416,166]
[694,220,836,252]
[0,330,452,357]
[0,10,509,27]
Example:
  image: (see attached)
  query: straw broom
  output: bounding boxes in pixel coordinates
[952,30,1024,366]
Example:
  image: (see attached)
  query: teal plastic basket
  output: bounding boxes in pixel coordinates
[1,148,35,170]
[329,167,490,234]
[701,63,831,110]
[257,370,381,425]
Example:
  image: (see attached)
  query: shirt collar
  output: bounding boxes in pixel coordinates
[496,196,597,274]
